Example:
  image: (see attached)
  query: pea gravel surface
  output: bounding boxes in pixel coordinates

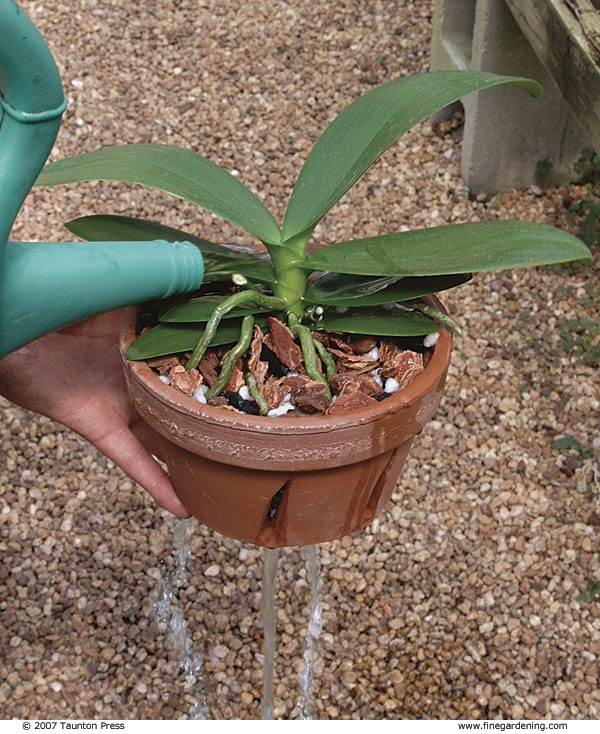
[1,0,599,721]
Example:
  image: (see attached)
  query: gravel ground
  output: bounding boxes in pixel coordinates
[1,0,599,721]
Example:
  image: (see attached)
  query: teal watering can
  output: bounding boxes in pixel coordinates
[0,0,204,358]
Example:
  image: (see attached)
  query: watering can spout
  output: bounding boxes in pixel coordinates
[0,239,204,358]
[0,1,205,358]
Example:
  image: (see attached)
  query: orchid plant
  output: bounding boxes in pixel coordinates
[37,71,590,405]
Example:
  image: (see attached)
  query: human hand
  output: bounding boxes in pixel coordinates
[0,310,190,517]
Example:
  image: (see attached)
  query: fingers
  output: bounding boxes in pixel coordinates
[96,426,191,518]
[130,411,167,463]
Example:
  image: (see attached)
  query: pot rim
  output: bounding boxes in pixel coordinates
[119,296,453,438]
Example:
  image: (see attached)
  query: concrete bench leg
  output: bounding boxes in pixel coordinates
[431,0,590,193]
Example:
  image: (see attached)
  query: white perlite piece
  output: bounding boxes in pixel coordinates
[238,385,253,402]
[365,346,379,360]
[191,385,209,403]
[158,375,171,385]
[384,377,400,394]
[268,401,296,417]
[424,331,440,348]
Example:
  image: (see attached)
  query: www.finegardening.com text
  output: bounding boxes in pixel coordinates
[459,723,568,731]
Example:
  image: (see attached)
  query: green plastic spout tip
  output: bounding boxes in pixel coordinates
[0,239,204,358]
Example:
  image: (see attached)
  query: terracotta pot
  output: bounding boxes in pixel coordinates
[119,300,452,548]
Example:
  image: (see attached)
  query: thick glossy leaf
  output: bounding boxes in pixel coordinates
[159,295,272,323]
[312,307,438,337]
[126,317,268,360]
[302,221,591,276]
[282,71,542,241]
[67,214,220,252]
[37,144,282,245]
[65,214,277,284]
[304,272,471,306]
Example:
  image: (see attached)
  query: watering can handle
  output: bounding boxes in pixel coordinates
[0,0,67,246]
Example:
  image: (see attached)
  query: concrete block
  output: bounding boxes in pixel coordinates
[430,0,591,193]
[431,0,477,71]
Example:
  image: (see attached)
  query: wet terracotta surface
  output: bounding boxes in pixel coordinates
[119,301,452,547]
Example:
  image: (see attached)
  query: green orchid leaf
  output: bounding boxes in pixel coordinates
[312,307,438,337]
[282,71,542,241]
[302,221,591,276]
[304,272,471,306]
[126,317,268,360]
[66,214,223,253]
[126,323,217,360]
[37,144,282,245]
[65,214,277,284]
[159,295,272,323]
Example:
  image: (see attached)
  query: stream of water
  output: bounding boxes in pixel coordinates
[298,544,323,719]
[150,518,209,720]
[260,544,323,720]
[260,548,281,720]
[152,523,324,719]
